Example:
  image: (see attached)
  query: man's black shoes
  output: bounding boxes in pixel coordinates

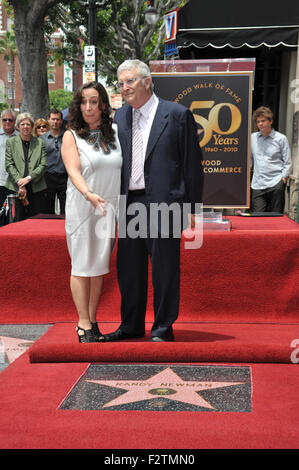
[150,332,175,342]
[100,327,175,342]
[102,328,145,342]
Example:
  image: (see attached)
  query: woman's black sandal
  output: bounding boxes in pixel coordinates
[76,325,97,343]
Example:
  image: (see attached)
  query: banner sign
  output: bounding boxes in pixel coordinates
[83,45,96,83]
[164,9,178,43]
[64,62,73,92]
[84,45,96,71]
[152,72,253,208]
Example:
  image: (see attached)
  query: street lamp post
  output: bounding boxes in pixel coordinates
[79,0,109,81]
[88,0,97,46]
[145,0,159,26]
[87,0,99,80]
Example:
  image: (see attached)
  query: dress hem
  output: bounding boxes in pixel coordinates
[70,268,110,277]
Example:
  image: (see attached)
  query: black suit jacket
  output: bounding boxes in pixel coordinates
[114,97,203,230]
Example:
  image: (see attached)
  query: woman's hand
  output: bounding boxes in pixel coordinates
[17,176,31,188]
[86,191,106,215]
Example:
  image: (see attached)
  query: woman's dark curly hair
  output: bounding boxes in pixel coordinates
[67,81,115,144]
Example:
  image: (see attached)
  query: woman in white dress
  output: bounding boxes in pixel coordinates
[61,82,122,342]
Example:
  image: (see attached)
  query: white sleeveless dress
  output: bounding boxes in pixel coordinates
[65,124,122,276]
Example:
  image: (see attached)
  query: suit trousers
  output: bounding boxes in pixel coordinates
[44,172,67,215]
[117,191,181,338]
[251,179,286,213]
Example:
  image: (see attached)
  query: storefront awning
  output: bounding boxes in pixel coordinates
[177,0,299,50]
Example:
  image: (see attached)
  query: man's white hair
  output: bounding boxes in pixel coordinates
[1,109,16,119]
[117,59,153,91]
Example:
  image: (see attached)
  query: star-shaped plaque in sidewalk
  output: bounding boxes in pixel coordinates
[87,367,245,409]
[60,364,252,412]
[0,336,33,364]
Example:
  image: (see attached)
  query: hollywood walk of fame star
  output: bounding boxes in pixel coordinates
[0,336,33,364]
[86,367,245,410]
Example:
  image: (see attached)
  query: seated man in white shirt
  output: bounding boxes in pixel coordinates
[250,106,292,213]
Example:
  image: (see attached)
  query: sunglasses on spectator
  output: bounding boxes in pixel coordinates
[2,118,14,122]
[37,125,48,129]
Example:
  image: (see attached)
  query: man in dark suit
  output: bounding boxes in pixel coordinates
[103,59,203,342]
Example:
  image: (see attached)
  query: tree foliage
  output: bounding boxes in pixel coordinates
[5,0,187,116]
[0,30,17,63]
[49,88,74,110]
[47,0,186,85]
[0,30,18,109]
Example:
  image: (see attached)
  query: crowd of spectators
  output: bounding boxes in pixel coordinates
[0,108,67,224]
[0,102,293,225]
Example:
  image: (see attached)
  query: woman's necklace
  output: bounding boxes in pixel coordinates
[86,129,116,154]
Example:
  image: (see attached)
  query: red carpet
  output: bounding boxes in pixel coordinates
[0,215,299,324]
[0,350,298,449]
[28,322,299,364]
[1,216,299,450]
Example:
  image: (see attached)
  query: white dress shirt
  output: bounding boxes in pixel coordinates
[129,93,159,190]
[251,129,292,190]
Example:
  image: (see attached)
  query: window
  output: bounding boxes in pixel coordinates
[7,88,15,99]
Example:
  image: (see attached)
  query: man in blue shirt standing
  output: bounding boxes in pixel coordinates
[251,106,292,213]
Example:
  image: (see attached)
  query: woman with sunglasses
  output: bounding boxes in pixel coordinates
[5,112,47,221]
[33,118,50,137]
